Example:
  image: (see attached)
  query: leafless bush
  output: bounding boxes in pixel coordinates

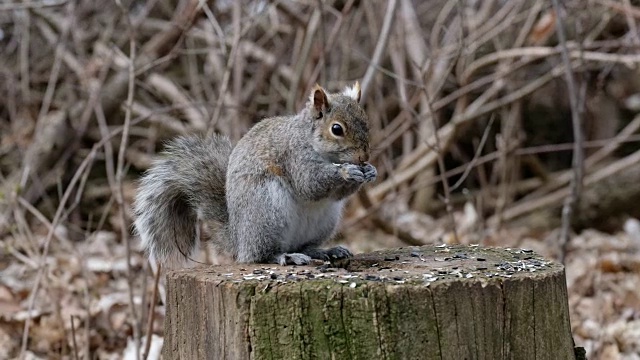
[1,0,640,358]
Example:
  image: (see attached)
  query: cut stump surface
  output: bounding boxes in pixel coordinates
[164,245,577,360]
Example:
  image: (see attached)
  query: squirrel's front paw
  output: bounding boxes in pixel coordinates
[339,163,366,183]
[361,163,377,183]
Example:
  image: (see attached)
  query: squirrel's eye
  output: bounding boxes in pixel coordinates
[331,123,344,137]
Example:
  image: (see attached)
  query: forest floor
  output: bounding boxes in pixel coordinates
[2,213,640,360]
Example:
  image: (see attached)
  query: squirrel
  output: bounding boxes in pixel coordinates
[133,82,377,266]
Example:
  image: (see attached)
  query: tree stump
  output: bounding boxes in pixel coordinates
[163,245,578,360]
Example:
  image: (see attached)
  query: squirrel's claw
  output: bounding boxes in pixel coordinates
[361,163,377,183]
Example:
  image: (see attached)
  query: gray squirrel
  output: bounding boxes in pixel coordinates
[133,82,377,266]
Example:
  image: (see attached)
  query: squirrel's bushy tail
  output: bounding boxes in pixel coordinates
[133,134,233,265]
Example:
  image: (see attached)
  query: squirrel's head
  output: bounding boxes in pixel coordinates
[307,82,371,165]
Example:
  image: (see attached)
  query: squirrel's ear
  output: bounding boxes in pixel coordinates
[342,81,361,103]
[310,84,329,114]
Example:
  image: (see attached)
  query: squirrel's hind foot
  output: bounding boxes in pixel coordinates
[302,246,353,261]
[274,246,353,266]
[276,253,312,266]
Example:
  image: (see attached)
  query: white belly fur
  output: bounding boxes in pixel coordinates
[283,198,344,252]
[264,179,344,252]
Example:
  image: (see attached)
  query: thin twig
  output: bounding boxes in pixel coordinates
[552,0,584,263]
[19,137,98,359]
[18,6,30,103]
[142,263,162,360]
[115,1,141,358]
[450,117,495,192]
[0,0,68,11]
[70,316,79,360]
[206,1,243,136]
[355,0,408,242]
[356,191,423,246]
[285,7,321,112]
[16,197,71,246]
[360,0,398,103]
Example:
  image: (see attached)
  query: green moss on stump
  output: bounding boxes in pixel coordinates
[163,245,576,360]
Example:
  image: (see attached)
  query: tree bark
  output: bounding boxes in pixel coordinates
[163,245,578,360]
